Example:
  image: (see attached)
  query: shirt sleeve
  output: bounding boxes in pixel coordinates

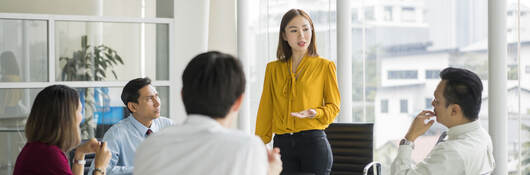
[89,128,134,175]
[133,141,149,175]
[391,144,465,175]
[256,63,274,144]
[313,61,341,124]
[167,117,174,126]
[244,137,269,175]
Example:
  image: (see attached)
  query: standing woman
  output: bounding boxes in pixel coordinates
[256,9,340,175]
[13,85,111,175]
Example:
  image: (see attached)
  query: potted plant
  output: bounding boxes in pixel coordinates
[60,35,124,139]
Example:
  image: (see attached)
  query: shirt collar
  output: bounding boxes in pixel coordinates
[447,120,481,139]
[184,114,223,129]
[129,114,159,136]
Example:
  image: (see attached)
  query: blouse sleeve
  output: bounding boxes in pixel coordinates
[255,63,274,144]
[313,61,341,124]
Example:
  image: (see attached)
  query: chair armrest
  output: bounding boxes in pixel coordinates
[363,161,382,175]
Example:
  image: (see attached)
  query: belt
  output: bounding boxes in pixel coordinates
[276,129,324,137]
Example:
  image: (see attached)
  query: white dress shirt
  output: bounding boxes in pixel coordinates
[134,114,268,175]
[391,120,495,175]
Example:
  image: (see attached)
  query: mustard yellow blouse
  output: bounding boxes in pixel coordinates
[255,56,341,144]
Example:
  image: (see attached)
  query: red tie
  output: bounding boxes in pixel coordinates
[146,129,153,136]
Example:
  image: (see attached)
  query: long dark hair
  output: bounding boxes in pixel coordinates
[25,85,81,152]
[276,9,318,61]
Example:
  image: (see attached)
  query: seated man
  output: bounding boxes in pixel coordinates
[391,67,495,175]
[89,77,174,174]
[134,51,282,175]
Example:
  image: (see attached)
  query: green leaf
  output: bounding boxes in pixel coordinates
[96,69,106,77]
[116,55,124,64]
[111,70,118,79]
[105,53,118,65]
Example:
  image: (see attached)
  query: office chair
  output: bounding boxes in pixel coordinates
[325,123,381,175]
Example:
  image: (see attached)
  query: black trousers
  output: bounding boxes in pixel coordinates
[273,130,333,175]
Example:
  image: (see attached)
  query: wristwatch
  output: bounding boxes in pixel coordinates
[74,159,86,165]
[94,168,105,175]
[399,138,415,149]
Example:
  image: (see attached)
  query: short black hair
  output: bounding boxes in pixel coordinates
[121,77,152,113]
[440,67,483,121]
[182,51,246,118]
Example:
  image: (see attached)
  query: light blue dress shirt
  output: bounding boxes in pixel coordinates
[89,115,173,175]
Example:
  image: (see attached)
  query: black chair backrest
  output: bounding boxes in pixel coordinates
[325,123,374,175]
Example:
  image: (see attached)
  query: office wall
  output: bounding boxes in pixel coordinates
[208,0,237,56]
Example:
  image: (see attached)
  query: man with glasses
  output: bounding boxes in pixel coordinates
[89,77,174,175]
[391,67,495,175]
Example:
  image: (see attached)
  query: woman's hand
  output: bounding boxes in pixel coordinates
[290,109,317,118]
[94,141,111,171]
[72,138,101,175]
[75,138,100,154]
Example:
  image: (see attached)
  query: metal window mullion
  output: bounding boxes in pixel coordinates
[0,13,172,24]
[337,0,353,123]
[48,18,55,83]
[151,81,172,86]
[0,13,50,20]
[0,81,171,89]
[361,0,367,122]
[168,21,177,120]
[516,0,522,174]
[488,0,508,173]
[53,16,172,24]
[0,82,53,89]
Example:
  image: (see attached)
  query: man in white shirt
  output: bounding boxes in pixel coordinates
[391,67,495,175]
[134,51,283,175]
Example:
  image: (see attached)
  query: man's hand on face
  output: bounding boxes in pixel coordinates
[405,110,436,142]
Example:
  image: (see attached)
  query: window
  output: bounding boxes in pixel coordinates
[400,99,408,113]
[425,70,440,79]
[0,12,174,175]
[425,98,433,109]
[381,99,389,113]
[388,70,418,79]
[352,8,359,23]
[384,6,393,21]
[0,88,41,118]
[55,21,170,81]
[246,0,530,174]
[0,0,174,18]
[365,7,375,21]
[345,0,530,174]
[0,19,48,82]
[508,11,514,17]
[401,7,416,22]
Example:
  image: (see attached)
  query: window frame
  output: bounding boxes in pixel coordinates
[0,12,176,119]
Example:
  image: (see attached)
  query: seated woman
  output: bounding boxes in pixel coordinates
[13,85,111,175]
